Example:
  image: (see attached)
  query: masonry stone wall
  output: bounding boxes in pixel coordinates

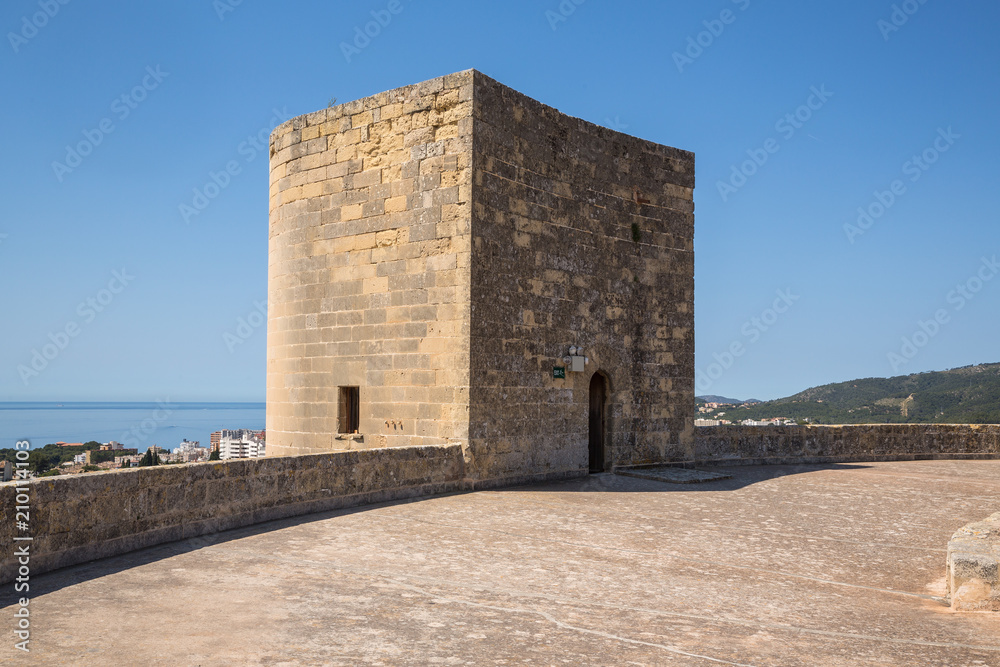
[947,512,1000,611]
[4,426,997,584]
[267,69,695,484]
[0,445,465,584]
[467,72,695,482]
[687,424,1000,467]
[267,71,474,455]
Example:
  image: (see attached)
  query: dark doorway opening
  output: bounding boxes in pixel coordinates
[589,373,607,473]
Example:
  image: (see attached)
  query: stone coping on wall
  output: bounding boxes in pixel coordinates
[0,444,467,584]
[948,512,1000,611]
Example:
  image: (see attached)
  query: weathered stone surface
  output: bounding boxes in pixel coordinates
[948,512,1000,611]
[267,70,475,457]
[467,72,695,481]
[267,69,696,485]
[0,445,465,584]
[694,424,1000,466]
[4,460,999,665]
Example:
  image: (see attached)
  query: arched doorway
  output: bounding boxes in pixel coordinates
[589,373,608,473]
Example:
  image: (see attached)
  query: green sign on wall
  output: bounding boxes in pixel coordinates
[553,366,566,379]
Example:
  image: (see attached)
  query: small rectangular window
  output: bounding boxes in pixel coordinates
[339,386,360,433]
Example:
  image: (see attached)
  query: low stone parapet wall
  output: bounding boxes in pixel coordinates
[947,512,1000,611]
[0,444,466,584]
[690,424,1000,466]
[4,426,999,585]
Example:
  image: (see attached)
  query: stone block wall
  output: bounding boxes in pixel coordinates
[3,426,997,584]
[947,512,1000,611]
[467,72,695,482]
[267,69,696,485]
[0,445,465,584]
[687,424,1000,466]
[267,71,474,455]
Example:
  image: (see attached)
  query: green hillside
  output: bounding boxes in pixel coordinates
[701,363,1000,424]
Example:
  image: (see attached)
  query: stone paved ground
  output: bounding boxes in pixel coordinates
[3,460,1000,666]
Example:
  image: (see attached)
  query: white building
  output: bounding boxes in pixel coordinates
[171,440,209,462]
[694,419,721,427]
[218,435,265,459]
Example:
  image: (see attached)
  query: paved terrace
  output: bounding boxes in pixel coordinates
[3,460,999,666]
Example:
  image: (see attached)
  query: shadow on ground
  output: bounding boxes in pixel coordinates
[503,462,873,494]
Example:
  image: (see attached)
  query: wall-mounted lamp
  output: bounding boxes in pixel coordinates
[563,346,588,372]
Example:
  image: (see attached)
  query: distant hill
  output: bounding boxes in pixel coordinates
[702,363,1000,424]
[697,395,745,404]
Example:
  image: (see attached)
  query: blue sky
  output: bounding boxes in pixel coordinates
[1,0,997,402]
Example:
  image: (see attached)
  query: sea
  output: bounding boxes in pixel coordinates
[0,402,265,452]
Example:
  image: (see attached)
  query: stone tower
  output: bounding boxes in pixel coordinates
[266,70,695,486]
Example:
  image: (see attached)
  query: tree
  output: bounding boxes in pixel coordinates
[32,452,52,474]
[138,448,160,467]
[208,449,221,461]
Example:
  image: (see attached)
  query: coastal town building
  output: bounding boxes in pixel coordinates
[172,440,209,462]
[218,438,265,459]
[210,429,261,449]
